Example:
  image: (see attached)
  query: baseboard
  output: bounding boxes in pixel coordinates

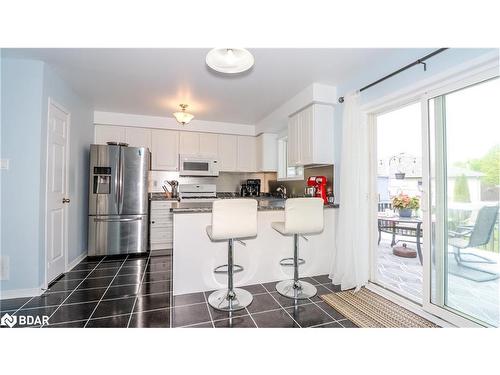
[0,286,44,300]
[66,252,87,272]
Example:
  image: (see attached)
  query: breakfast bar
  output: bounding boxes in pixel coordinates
[171,201,338,295]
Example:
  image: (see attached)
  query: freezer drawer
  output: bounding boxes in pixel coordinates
[88,214,148,256]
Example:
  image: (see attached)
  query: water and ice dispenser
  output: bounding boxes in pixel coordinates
[93,167,111,194]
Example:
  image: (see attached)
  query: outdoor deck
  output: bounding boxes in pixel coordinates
[376,233,499,326]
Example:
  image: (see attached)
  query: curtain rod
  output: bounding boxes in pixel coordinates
[337,48,449,103]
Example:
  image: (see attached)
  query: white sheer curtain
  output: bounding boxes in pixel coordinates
[329,92,370,291]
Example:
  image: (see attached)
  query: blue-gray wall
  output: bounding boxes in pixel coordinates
[333,48,498,201]
[1,55,93,295]
[1,58,45,292]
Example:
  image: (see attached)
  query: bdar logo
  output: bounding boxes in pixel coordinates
[1,313,17,328]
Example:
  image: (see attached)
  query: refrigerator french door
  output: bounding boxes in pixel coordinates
[88,144,150,256]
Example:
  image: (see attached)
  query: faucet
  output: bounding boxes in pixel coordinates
[276,185,287,199]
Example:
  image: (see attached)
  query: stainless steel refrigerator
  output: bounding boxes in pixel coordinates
[88,144,150,256]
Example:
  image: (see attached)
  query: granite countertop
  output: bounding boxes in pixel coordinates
[149,193,180,201]
[170,199,339,213]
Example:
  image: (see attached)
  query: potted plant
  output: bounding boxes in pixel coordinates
[392,194,420,217]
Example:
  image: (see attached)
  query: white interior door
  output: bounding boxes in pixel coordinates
[46,99,70,283]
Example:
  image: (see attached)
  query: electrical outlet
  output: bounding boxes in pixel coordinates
[0,256,9,280]
[0,159,10,170]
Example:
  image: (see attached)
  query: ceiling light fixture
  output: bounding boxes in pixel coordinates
[206,48,254,74]
[172,104,194,125]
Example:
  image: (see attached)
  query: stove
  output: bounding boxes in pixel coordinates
[178,184,218,203]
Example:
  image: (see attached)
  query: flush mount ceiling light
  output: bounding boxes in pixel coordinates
[172,104,194,125]
[206,48,254,74]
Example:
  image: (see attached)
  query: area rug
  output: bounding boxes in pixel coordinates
[320,288,439,328]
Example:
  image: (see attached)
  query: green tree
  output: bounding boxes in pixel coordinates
[468,145,500,186]
[454,174,471,202]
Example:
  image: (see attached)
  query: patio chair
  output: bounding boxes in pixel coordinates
[449,205,499,267]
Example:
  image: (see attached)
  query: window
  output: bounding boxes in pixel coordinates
[277,137,303,180]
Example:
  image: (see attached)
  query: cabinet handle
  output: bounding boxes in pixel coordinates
[151,221,155,224]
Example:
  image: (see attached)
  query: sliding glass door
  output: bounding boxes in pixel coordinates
[427,77,499,327]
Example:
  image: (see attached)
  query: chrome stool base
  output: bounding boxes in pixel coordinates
[208,288,253,312]
[276,280,317,300]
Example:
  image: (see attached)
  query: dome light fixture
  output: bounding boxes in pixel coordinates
[172,104,194,125]
[206,48,254,74]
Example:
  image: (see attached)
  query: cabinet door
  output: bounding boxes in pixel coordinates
[287,115,299,166]
[237,136,257,172]
[179,132,200,155]
[199,133,218,157]
[125,127,151,149]
[151,129,179,170]
[256,133,278,172]
[95,125,126,144]
[299,106,313,164]
[218,134,238,171]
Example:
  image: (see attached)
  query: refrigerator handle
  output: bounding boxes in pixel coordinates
[118,147,124,214]
[114,148,120,210]
[94,216,143,223]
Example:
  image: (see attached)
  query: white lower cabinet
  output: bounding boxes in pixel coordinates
[149,201,174,250]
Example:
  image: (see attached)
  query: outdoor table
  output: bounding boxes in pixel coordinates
[377,214,423,265]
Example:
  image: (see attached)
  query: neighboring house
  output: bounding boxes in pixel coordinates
[377,156,484,203]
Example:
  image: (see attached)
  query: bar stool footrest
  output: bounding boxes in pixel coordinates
[279,257,305,267]
[213,264,244,274]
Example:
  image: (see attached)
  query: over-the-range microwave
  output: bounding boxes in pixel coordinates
[179,155,219,176]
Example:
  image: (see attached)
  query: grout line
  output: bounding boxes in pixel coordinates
[83,255,131,328]
[246,307,258,328]
[42,257,107,327]
[180,320,213,328]
[12,296,36,315]
[126,254,151,328]
[203,293,215,328]
[261,283,303,328]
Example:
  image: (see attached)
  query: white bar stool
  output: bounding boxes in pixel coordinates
[206,199,258,311]
[272,198,324,299]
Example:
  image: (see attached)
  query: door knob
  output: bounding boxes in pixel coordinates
[62,198,70,204]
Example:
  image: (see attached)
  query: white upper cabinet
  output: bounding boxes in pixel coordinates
[287,103,334,166]
[256,133,278,172]
[151,129,179,171]
[179,132,200,155]
[179,132,219,157]
[199,133,218,157]
[95,125,126,145]
[237,136,257,172]
[125,127,151,149]
[217,134,238,172]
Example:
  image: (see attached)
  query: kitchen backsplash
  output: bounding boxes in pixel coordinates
[149,170,277,193]
[149,165,334,197]
[268,165,334,198]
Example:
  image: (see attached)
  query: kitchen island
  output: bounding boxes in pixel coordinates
[172,200,338,295]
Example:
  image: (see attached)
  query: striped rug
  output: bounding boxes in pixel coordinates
[320,288,439,328]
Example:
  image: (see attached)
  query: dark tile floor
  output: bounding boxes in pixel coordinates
[1,250,357,328]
